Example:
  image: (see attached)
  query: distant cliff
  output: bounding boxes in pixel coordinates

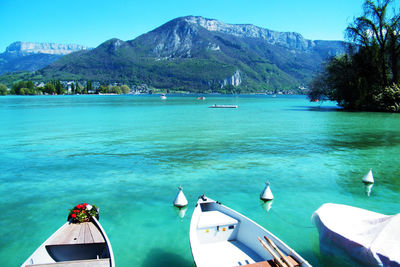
[5,42,89,55]
[184,16,315,51]
[0,42,90,74]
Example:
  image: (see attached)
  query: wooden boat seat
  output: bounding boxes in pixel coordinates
[239,256,300,267]
[26,258,110,267]
[47,222,105,245]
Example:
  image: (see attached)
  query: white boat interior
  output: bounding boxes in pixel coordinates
[190,196,308,267]
[22,217,113,267]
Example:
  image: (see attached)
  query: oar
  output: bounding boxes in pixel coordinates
[257,237,287,267]
[264,236,294,267]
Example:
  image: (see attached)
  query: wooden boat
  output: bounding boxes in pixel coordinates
[312,203,400,266]
[190,195,311,267]
[21,217,114,267]
[209,104,238,108]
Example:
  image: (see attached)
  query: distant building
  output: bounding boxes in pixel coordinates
[36,82,45,88]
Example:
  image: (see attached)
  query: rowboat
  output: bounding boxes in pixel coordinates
[312,203,400,267]
[21,216,114,267]
[209,104,238,108]
[189,195,311,267]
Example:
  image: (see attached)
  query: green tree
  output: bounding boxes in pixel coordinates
[71,83,75,94]
[0,83,8,95]
[19,88,27,95]
[112,85,122,94]
[387,14,400,83]
[11,81,28,95]
[26,87,37,95]
[85,81,92,94]
[76,83,82,94]
[373,83,400,111]
[346,0,400,86]
[26,81,35,90]
[98,85,109,93]
[54,80,64,95]
[121,84,130,94]
[44,82,56,95]
[308,0,400,111]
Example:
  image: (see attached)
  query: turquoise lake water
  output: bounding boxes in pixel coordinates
[1,95,400,266]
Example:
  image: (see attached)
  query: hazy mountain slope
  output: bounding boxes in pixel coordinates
[0,42,90,75]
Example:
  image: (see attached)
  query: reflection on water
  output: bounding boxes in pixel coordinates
[261,200,274,212]
[174,206,188,220]
[365,183,373,197]
[318,237,363,267]
[142,248,194,267]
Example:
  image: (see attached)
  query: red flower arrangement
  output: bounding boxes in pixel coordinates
[68,203,99,223]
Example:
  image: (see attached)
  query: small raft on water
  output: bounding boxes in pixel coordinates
[209,104,238,108]
[189,195,310,267]
[312,203,400,266]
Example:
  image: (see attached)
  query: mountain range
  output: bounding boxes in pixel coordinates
[0,16,346,93]
[0,42,90,75]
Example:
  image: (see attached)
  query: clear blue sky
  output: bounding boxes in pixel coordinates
[0,0,373,52]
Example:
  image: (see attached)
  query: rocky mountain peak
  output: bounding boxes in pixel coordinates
[147,18,201,58]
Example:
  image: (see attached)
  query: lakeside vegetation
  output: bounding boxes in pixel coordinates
[308,0,400,112]
[0,80,131,95]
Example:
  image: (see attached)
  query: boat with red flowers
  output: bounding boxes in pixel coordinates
[21,203,114,267]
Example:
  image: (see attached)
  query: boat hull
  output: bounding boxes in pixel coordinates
[189,196,310,267]
[209,105,238,108]
[312,203,400,267]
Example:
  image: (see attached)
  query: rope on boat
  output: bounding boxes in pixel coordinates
[270,209,314,229]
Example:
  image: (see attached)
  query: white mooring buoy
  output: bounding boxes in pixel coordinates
[362,169,374,185]
[173,186,188,208]
[260,182,274,201]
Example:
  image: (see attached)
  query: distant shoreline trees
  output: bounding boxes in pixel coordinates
[308,0,400,112]
[0,80,132,96]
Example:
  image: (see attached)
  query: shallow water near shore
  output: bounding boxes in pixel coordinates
[1,94,400,266]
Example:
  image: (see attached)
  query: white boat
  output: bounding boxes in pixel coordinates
[21,217,114,267]
[312,203,400,266]
[160,94,167,99]
[209,104,238,108]
[190,195,311,267]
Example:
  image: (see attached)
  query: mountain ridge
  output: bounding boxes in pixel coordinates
[5,41,90,55]
[1,16,346,93]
